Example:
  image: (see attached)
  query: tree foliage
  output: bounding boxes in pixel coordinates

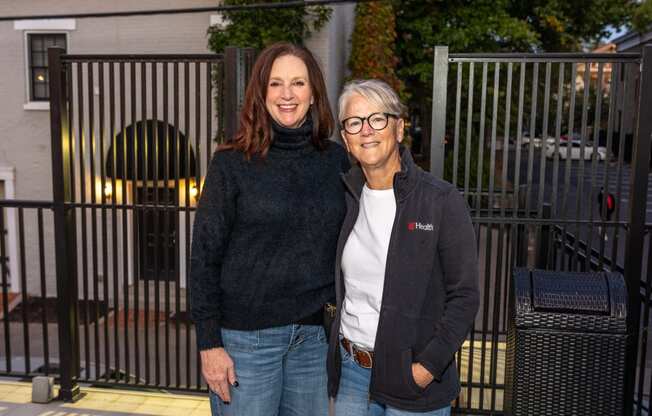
[208,0,331,53]
[348,1,405,98]
[394,0,644,107]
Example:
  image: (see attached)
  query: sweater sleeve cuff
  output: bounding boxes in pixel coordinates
[415,348,449,382]
[195,318,223,351]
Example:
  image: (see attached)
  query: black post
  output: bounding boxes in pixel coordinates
[48,47,80,402]
[223,47,256,142]
[430,46,448,178]
[624,46,652,416]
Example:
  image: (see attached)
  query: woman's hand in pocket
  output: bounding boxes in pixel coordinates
[201,347,238,403]
[411,362,434,389]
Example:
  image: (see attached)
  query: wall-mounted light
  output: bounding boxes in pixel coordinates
[104,183,112,199]
[190,185,199,199]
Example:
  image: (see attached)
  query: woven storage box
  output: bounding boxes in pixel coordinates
[504,269,628,416]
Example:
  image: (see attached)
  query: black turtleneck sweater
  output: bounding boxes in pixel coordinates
[190,119,350,351]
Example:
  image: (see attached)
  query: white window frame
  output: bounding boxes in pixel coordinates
[15,19,75,111]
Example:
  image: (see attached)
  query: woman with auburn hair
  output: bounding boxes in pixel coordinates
[190,42,349,416]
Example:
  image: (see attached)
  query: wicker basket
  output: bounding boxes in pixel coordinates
[504,269,628,416]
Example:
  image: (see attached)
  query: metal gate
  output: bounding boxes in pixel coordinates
[4,47,254,400]
[429,47,652,415]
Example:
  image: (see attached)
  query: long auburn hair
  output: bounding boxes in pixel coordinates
[221,42,334,159]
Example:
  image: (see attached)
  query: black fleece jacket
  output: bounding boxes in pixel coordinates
[190,119,349,351]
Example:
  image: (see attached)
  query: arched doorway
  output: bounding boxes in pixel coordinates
[106,120,197,281]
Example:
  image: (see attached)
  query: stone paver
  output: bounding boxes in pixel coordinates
[0,379,211,416]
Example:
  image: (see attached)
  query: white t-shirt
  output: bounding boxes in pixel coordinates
[340,183,396,350]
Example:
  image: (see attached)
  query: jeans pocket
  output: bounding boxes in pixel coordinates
[339,340,352,362]
[221,328,259,353]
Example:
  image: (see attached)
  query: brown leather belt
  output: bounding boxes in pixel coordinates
[341,337,374,369]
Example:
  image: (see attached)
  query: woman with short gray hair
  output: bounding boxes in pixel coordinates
[326,79,479,415]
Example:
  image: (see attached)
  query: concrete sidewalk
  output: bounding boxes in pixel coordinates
[0,379,210,416]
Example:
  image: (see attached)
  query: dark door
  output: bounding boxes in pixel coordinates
[135,186,177,281]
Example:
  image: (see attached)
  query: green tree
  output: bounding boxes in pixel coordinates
[208,0,331,53]
[348,1,405,97]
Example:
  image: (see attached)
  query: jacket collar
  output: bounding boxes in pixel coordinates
[341,145,420,202]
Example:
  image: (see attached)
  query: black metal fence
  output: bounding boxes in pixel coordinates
[1,44,651,415]
[430,47,652,414]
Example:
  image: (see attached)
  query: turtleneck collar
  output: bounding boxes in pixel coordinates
[271,115,314,151]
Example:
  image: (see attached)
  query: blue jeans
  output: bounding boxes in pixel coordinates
[334,344,452,416]
[209,324,328,416]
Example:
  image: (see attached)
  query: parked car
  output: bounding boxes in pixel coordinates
[522,134,556,148]
[545,140,607,160]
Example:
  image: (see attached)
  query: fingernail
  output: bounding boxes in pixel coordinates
[233,381,239,388]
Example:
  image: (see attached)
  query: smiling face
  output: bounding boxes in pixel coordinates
[340,93,404,173]
[265,54,314,129]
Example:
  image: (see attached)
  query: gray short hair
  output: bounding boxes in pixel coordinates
[338,79,407,123]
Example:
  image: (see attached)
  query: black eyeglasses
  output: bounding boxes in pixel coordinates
[341,112,398,135]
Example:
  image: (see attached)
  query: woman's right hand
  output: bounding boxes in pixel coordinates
[200,347,238,403]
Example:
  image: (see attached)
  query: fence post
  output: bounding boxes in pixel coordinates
[48,47,80,402]
[430,46,448,178]
[623,45,652,416]
[223,47,256,142]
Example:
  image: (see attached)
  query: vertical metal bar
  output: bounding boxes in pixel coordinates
[88,60,101,381]
[120,60,130,383]
[474,63,488,211]
[550,63,565,217]
[193,61,201,389]
[18,207,29,374]
[0,206,8,373]
[623,46,652,416]
[512,62,526,218]
[472,62,487,410]
[48,47,81,401]
[130,60,140,385]
[37,208,49,374]
[174,61,181,389]
[525,63,539,215]
[501,63,513,217]
[141,60,150,386]
[598,62,618,262]
[585,62,605,268]
[536,62,552,222]
[610,64,629,266]
[560,63,577,270]
[430,46,449,177]
[77,61,91,380]
[184,60,192,389]
[464,62,475,195]
[110,61,121,383]
[452,63,463,186]
[98,61,111,381]
[163,61,172,387]
[152,60,161,387]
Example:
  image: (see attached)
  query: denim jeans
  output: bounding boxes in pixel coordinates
[334,344,452,416]
[209,324,328,416]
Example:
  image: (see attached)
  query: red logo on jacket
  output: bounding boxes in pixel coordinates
[408,222,433,231]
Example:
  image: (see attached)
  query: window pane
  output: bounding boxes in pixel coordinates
[33,83,48,100]
[31,51,45,67]
[30,35,44,52]
[54,35,66,48]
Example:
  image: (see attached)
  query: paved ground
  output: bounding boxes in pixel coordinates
[0,378,210,416]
